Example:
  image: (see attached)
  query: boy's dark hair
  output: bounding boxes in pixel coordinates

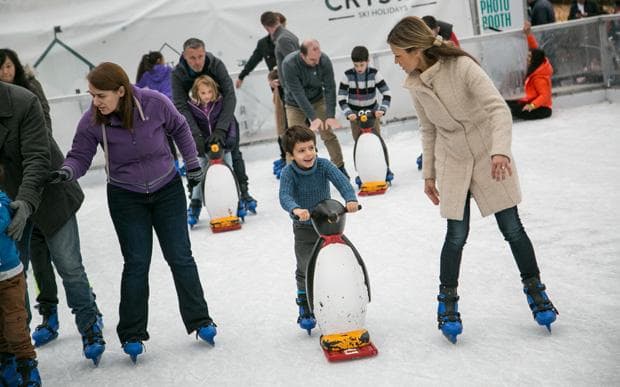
[351,46,369,62]
[261,11,279,27]
[282,125,316,155]
[422,15,438,30]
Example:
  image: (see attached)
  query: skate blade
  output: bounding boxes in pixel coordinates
[322,342,378,362]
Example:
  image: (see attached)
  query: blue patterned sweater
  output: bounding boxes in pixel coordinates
[0,191,22,281]
[279,158,357,225]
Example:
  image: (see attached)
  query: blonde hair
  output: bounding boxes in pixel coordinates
[387,16,477,66]
[190,75,220,103]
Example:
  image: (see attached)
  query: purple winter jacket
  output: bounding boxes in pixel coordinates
[63,86,199,194]
[136,64,172,100]
[188,97,238,151]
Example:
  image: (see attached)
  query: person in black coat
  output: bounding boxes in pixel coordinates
[0,81,106,365]
[528,0,556,26]
[568,0,601,19]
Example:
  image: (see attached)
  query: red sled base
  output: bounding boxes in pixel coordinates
[358,188,387,196]
[322,342,378,362]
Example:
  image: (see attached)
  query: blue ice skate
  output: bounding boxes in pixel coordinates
[196,322,218,346]
[273,158,285,178]
[386,168,394,183]
[122,340,144,364]
[16,359,41,387]
[437,286,463,344]
[82,320,105,366]
[32,304,59,347]
[296,291,316,335]
[523,277,558,332]
[0,353,19,387]
[416,154,423,170]
[187,199,202,228]
[241,193,257,215]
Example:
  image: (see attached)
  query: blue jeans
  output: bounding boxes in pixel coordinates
[19,216,99,333]
[107,176,212,343]
[439,193,540,287]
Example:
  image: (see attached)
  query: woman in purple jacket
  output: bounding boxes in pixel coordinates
[49,62,217,362]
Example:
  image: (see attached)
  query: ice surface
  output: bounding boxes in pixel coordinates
[31,102,620,386]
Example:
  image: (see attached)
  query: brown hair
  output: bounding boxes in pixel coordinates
[190,75,220,103]
[261,11,279,27]
[387,16,477,68]
[87,62,135,129]
[282,125,316,155]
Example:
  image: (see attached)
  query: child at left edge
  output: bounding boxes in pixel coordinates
[278,125,359,334]
[0,165,42,386]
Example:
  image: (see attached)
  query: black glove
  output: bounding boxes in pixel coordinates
[194,134,206,156]
[48,168,71,184]
[7,200,32,241]
[206,129,227,146]
[186,167,204,189]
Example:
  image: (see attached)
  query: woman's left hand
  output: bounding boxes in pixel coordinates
[491,154,512,181]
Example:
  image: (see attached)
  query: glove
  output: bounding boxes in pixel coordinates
[194,134,206,156]
[7,200,32,241]
[186,167,204,189]
[206,129,227,146]
[48,168,71,184]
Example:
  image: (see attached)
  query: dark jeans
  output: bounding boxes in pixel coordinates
[30,226,59,307]
[107,176,212,343]
[439,193,540,288]
[506,100,552,120]
[230,125,250,196]
[293,223,320,293]
[19,216,99,333]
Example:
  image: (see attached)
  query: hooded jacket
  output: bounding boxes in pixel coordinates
[188,97,238,151]
[137,64,173,100]
[519,35,553,109]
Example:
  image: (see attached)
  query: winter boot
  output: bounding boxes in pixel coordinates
[522,277,558,331]
[122,340,144,364]
[0,353,19,387]
[31,304,59,347]
[338,165,350,179]
[386,168,394,183]
[196,322,218,346]
[296,290,316,335]
[416,153,423,170]
[240,193,257,214]
[15,359,40,387]
[272,158,285,178]
[355,176,362,189]
[187,199,202,228]
[82,319,105,366]
[437,285,463,344]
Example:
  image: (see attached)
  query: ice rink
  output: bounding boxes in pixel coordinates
[30,100,620,386]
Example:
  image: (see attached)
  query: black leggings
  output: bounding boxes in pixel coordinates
[506,100,552,120]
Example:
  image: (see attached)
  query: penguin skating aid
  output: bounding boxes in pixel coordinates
[201,143,243,233]
[352,110,390,196]
[305,200,378,362]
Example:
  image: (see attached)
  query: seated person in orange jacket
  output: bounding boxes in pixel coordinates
[507,22,553,120]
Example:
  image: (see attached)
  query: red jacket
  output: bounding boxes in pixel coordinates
[519,35,553,109]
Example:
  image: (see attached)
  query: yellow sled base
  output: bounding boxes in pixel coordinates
[320,329,378,362]
[359,181,388,196]
[209,216,242,233]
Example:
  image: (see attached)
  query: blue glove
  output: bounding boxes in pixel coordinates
[7,200,32,241]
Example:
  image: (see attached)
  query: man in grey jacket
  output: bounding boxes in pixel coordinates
[0,81,105,365]
[281,39,348,176]
[172,38,257,217]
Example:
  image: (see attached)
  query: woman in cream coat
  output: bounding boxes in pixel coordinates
[387,16,558,343]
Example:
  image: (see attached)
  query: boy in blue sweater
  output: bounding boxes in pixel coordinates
[0,166,41,386]
[279,125,359,333]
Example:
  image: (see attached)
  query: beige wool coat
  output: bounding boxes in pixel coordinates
[404,56,522,220]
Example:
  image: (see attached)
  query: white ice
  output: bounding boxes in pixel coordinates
[30,101,620,386]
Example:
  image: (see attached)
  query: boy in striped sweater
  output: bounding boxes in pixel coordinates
[338,46,391,141]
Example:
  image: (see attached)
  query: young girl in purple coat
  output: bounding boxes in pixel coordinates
[186,75,240,226]
[49,62,217,362]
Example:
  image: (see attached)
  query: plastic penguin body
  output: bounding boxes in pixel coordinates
[352,110,390,196]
